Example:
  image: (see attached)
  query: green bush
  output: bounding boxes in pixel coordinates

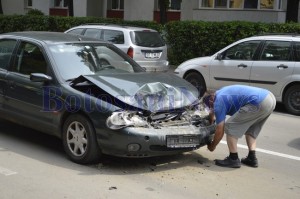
[1,15,300,65]
[165,21,300,65]
[26,9,45,16]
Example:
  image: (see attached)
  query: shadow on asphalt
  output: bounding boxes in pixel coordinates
[0,102,296,174]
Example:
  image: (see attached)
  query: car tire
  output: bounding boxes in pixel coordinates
[284,85,300,115]
[62,114,101,164]
[184,72,206,97]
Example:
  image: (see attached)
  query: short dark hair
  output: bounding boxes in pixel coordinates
[201,90,215,107]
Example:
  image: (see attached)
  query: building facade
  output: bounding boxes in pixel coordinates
[0,0,295,23]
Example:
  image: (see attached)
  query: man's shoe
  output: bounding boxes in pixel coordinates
[215,157,241,168]
[241,156,258,168]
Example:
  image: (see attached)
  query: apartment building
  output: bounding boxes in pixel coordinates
[0,0,292,23]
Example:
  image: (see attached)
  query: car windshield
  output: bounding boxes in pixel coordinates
[130,31,165,47]
[49,43,141,81]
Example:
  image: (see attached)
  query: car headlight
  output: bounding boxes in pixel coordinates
[106,111,148,130]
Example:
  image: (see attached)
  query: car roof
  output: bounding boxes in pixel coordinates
[71,24,158,32]
[246,34,300,41]
[0,31,108,44]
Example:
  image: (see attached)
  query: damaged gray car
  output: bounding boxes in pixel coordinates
[0,32,215,164]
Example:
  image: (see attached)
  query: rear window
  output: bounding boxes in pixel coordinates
[130,31,165,47]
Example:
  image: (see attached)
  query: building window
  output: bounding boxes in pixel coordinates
[230,0,243,8]
[170,0,181,10]
[112,0,124,10]
[156,0,182,10]
[244,0,258,8]
[54,0,68,8]
[25,0,33,7]
[215,0,227,8]
[260,0,274,9]
[200,0,277,9]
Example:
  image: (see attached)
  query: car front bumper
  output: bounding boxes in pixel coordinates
[96,124,215,157]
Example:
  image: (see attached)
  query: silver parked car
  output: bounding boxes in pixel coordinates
[65,24,169,72]
[175,34,300,115]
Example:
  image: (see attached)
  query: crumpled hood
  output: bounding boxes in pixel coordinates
[72,73,199,112]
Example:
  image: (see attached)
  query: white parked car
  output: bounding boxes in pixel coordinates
[175,34,300,115]
[65,24,169,72]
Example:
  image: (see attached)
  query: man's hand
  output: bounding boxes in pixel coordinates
[207,142,216,152]
[206,122,225,152]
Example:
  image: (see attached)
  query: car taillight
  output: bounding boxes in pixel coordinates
[127,47,134,58]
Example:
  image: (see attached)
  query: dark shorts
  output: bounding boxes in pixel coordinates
[224,93,276,139]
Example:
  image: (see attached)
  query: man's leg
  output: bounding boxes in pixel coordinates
[242,134,258,167]
[214,134,241,168]
[245,134,256,150]
[227,134,238,153]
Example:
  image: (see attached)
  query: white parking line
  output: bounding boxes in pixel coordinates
[220,140,300,161]
[0,166,17,176]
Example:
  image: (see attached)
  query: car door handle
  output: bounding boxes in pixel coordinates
[237,64,247,68]
[277,64,288,69]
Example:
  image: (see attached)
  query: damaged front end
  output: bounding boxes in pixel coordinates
[106,103,216,151]
[106,106,211,130]
[70,73,215,156]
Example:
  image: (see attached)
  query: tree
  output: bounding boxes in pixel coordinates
[65,0,74,16]
[159,0,168,24]
[0,0,3,14]
[286,0,300,22]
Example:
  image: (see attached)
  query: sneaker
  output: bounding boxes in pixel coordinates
[215,156,241,168]
[241,156,258,168]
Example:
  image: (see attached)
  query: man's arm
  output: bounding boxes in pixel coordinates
[207,121,225,152]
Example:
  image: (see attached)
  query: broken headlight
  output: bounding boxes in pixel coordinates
[106,111,148,130]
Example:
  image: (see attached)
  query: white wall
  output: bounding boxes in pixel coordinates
[74,0,88,16]
[192,9,286,23]
[124,0,154,21]
[87,0,104,17]
[181,0,197,21]
[2,0,25,15]
[32,0,51,15]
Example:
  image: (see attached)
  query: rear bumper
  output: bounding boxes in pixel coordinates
[137,60,169,72]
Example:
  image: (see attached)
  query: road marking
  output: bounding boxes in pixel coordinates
[0,166,17,176]
[220,140,300,161]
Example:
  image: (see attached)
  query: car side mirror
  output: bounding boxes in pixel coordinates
[30,73,52,82]
[216,53,223,60]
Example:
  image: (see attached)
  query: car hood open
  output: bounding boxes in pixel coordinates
[71,72,199,112]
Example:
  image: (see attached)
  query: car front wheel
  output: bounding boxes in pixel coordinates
[284,85,300,116]
[62,114,101,164]
[184,72,206,97]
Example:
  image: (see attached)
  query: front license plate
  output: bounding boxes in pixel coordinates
[145,52,160,58]
[166,135,200,148]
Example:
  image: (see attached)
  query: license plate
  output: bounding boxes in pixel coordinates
[166,135,199,148]
[145,52,160,58]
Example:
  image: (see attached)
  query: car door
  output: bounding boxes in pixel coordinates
[209,40,261,90]
[250,40,294,99]
[0,39,18,112]
[4,41,55,132]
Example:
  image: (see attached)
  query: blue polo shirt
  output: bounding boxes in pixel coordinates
[214,85,269,124]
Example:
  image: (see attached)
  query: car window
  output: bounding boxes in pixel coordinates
[12,42,47,75]
[222,40,260,60]
[67,28,85,35]
[49,43,137,81]
[130,31,165,47]
[293,42,300,61]
[0,39,17,69]
[84,28,102,40]
[102,30,124,44]
[259,41,292,61]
